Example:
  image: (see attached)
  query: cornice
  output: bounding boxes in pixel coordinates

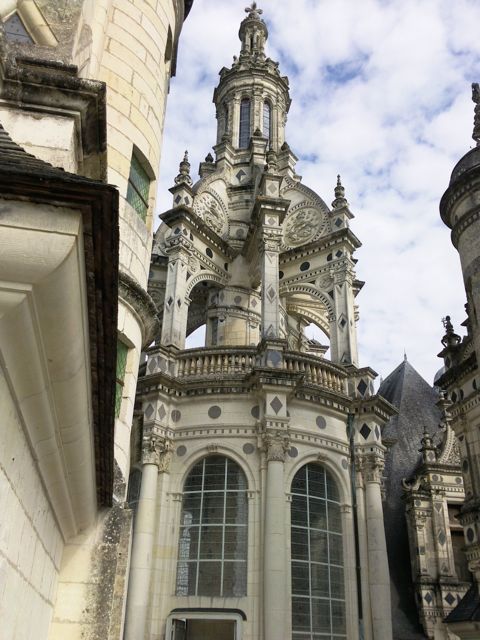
[119,271,160,348]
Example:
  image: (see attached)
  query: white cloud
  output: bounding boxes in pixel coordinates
[157,0,480,384]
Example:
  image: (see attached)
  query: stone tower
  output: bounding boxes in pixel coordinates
[0,2,191,639]
[136,4,396,639]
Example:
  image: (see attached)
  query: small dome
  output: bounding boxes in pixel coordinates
[449,146,480,185]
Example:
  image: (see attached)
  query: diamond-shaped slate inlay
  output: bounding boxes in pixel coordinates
[251,298,257,308]
[145,404,154,419]
[267,216,275,225]
[339,317,347,328]
[147,358,156,373]
[424,592,433,605]
[374,426,380,440]
[438,530,446,546]
[357,379,368,396]
[171,409,181,423]
[270,396,283,415]
[267,286,276,302]
[360,423,371,440]
[158,404,166,420]
[208,405,222,419]
[268,183,277,194]
[236,169,246,181]
[445,592,456,606]
[434,503,443,513]
[174,195,181,204]
[335,250,343,258]
[334,217,343,228]
[167,296,173,307]
[268,350,282,367]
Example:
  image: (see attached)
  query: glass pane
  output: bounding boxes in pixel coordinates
[224,526,247,559]
[115,381,123,418]
[126,154,150,221]
[311,563,330,598]
[331,600,346,634]
[223,561,247,596]
[181,493,202,525]
[292,597,311,632]
[116,341,128,380]
[227,461,247,490]
[292,466,307,494]
[307,467,326,498]
[203,457,227,491]
[225,492,248,523]
[176,562,196,596]
[309,497,327,530]
[312,599,331,633]
[292,561,310,595]
[292,495,308,526]
[326,471,340,502]
[183,461,204,492]
[310,529,328,563]
[263,101,271,140]
[291,526,309,560]
[329,534,343,565]
[328,502,342,533]
[178,526,199,561]
[199,525,223,559]
[202,492,225,524]
[197,561,222,596]
[330,566,344,599]
[239,99,251,148]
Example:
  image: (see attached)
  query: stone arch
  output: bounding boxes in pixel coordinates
[287,302,330,338]
[286,452,350,510]
[185,271,227,298]
[280,283,335,320]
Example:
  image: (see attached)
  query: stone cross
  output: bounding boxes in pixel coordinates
[245,2,262,18]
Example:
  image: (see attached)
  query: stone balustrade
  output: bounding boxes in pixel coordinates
[145,345,348,395]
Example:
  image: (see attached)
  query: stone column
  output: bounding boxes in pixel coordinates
[330,265,359,366]
[363,452,393,640]
[262,432,290,640]
[355,460,373,640]
[160,235,191,349]
[124,435,173,640]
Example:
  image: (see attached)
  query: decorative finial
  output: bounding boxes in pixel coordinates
[332,174,348,209]
[245,2,263,18]
[441,315,461,349]
[174,149,193,187]
[404,349,407,362]
[472,83,480,146]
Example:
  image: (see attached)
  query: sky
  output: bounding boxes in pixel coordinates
[156,0,480,385]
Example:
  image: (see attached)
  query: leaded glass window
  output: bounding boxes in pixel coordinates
[4,13,34,44]
[126,153,150,222]
[291,464,346,639]
[238,98,251,149]
[115,341,128,418]
[263,101,271,141]
[176,455,248,597]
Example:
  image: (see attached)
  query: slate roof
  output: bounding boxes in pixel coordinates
[445,583,480,623]
[379,358,441,640]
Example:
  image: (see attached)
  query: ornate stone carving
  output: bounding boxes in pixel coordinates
[142,434,173,472]
[263,431,290,462]
[283,203,327,248]
[193,191,227,236]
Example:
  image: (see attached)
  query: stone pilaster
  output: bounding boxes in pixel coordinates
[160,234,192,349]
[331,264,359,366]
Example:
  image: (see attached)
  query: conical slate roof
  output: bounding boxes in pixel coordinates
[379,358,441,640]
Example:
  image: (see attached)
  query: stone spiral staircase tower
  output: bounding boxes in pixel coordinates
[134,4,397,640]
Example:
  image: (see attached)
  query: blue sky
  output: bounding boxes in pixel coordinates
[157,0,480,384]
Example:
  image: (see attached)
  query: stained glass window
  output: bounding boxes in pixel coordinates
[4,13,34,44]
[238,98,251,149]
[115,341,128,418]
[126,153,150,222]
[291,464,346,639]
[263,101,271,141]
[176,455,248,597]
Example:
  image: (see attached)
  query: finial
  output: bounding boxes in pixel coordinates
[332,174,348,209]
[472,83,480,146]
[441,315,461,349]
[245,2,263,18]
[174,149,193,187]
[404,349,407,362]
[205,152,214,163]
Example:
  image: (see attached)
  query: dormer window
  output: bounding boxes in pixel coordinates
[239,98,251,149]
[263,101,271,141]
[4,12,34,44]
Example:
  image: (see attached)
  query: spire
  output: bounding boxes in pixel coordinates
[472,83,480,147]
[174,150,193,187]
[331,174,348,209]
[239,2,268,61]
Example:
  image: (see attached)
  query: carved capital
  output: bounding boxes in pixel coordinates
[142,434,174,472]
[263,431,290,462]
[359,452,385,484]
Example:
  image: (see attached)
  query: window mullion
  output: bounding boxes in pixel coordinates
[195,458,206,595]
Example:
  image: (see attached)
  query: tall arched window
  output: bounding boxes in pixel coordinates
[239,98,251,149]
[263,101,271,141]
[291,464,346,639]
[176,455,248,597]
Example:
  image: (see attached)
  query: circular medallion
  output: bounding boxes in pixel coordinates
[193,191,227,236]
[243,443,255,454]
[283,204,326,248]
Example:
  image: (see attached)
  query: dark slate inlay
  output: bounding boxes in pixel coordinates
[474,379,477,390]
[268,350,282,366]
[145,404,154,419]
[334,217,343,227]
[174,227,181,235]
[339,317,347,328]
[206,247,213,258]
[335,250,343,258]
[467,527,475,543]
[251,298,257,308]
[171,409,181,423]
[455,476,462,484]
[270,396,283,415]
[185,196,190,205]
[360,423,371,440]
[316,416,326,429]
[174,194,181,204]
[424,592,433,605]
[327,253,333,262]
[158,404,166,420]
[445,593,456,606]
[357,379,368,396]
[463,459,469,473]
[300,261,310,272]
[288,446,298,458]
[374,425,380,440]
[234,295,242,305]
[176,445,187,457]
[438,530,446,546]
[414,499,421,507]
[251,405,260,419]
[236,228,245,238]
[236,169,246,181]
[267,216,275,226]
[243,443,255,454]
[279,270,284,279]
[432,474,439,482]
[341,459,348,470]
[434,503,443,513]
[208,405,222,419]
[267,285,276,302]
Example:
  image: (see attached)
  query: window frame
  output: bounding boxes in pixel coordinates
[126,150,153,222]
[263,100,271,142]
[238,98,251,149]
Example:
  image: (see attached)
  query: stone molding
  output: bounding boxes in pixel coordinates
[142,434,173,472]
[262,430,290,462]
[119,271,160,349]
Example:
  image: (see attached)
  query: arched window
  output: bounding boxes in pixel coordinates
[239,98,251,149]
[176,455,248,597]
[263,101,271,141]
[291,464,346,639]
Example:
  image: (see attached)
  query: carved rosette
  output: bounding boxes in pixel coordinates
[263,431,290,462]
[282,202,327,248]
[193,191,228,237]
[142,435,174,472]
